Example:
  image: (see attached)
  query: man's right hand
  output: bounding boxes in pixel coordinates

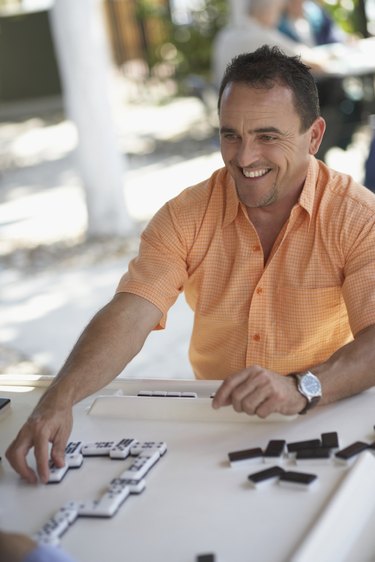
[5,400,73,484]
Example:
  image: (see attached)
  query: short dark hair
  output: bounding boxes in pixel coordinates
[218,45,320,131]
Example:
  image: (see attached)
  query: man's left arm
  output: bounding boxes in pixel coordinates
[212,324,375,417]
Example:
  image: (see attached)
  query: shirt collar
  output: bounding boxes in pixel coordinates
[222,156,319,227]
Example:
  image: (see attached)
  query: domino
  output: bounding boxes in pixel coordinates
[181,392,198,398]
[287,439,321,454]
[166,391,182,397]
[248,466,285,488]
[47,460,69,484]
[137,391,153,396]
[228,447,263,467]
[65,441,84,468]
[152,390,168,397]
[263,440,286,464]
[295,447,332,464]
[109,477,146,495]
[321,432,339,450]
[78,486,130,518]
[120,450,160,481]
[334,441,369,464]
[109,438,137,460]
[130,441,167,457]
[81,441,115,456]
[196,555,216,562]
[33,502,79,544]
[278,470,318,490]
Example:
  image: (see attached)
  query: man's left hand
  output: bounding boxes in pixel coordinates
[212,365,306,417]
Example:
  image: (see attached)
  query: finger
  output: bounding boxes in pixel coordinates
[34,432,52,484]
[50,422,72,468]
[5,435,38,485]
[212,370,253,409]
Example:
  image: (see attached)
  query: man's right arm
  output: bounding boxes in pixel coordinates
[6,292,162,484]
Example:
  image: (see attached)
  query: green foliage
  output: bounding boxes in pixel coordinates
[322,0,368,37]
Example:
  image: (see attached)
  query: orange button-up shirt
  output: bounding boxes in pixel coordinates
[117,157,375,379]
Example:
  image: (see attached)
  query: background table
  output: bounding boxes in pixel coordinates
[1,377,375,562]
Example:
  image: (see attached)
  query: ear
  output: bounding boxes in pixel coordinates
[308,117,326,155]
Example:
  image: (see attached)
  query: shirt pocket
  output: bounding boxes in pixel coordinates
[275,286,346,357]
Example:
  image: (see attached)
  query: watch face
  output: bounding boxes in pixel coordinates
[301,373,321,397]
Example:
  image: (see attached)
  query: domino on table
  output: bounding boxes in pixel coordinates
[197,555,216,562]
[321,432,340,450]
[109,438,137,459]
[109,477,146,495]
[248,466,285,488]
[263,440,286,464]
[287,439,321,454]
[130,441,167,457]
[47,461,69,484]
[33,502,79,545]
[78,485,130,518]
[82,441,116,456]
[334,441,369,464]
[120,450,160,481]
[228,447,263,467]
[278,470,318,490]
[65,441,83,468]
[295,447,332,465]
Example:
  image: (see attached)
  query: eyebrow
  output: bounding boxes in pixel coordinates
[219,126,285,135]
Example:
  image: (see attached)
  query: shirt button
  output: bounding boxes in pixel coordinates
[253,244,261,252]
[253,334,261,342]
[256,287,263,295]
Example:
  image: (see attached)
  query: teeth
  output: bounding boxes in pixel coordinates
[243,168,269,178]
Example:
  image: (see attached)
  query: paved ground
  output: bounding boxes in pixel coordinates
[0,82,372,379]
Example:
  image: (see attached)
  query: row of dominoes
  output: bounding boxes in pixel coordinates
[228,431,375,469]
[137,390,198,398]
[35,439,167,545]
[48,439,167,483]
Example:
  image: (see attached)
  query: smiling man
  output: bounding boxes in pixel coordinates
[6,46,375,484]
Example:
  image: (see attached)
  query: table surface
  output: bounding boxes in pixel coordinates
[1,377,375,562]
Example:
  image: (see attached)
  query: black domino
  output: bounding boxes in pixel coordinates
[248,466,285,487]
[295,448,331,463]
[287,439,321,453]
[334,441,369,463]
[321,432,339,449]
[197,555,216,562]
[278,470,317,489]
[228,447,263,466]
[263,440,286,463]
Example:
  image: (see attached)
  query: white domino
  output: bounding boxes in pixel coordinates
[120,451,160,481]
[78,486,130,518]
[33,502,79,544]
[109,438,137,460]
[109,477,146,494]
[47,461,69,484]
[130,441,167,457]
[65,441,83,468]
[82,441,115,456]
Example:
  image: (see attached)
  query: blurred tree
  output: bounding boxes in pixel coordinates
[323,0,369,37]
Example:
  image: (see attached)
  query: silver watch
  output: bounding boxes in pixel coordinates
[291,371,322,415]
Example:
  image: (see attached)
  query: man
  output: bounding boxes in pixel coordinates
[6,46,375,485]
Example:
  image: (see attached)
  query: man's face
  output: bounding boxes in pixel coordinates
[219,82,323,210]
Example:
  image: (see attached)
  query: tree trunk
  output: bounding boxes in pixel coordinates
[49,0,133,238]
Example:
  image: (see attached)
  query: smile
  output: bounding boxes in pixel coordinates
[242,168,271,178]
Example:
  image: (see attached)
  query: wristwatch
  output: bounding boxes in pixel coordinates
[290,371,322,415]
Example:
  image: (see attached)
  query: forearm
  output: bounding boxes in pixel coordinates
[313,324,375,405]
[38,292,162,409]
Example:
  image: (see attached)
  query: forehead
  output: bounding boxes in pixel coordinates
[219,82,301,129]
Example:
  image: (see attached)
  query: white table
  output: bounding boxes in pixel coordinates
[1,376,375,562]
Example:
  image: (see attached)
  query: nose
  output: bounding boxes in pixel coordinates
[235,138,260,168]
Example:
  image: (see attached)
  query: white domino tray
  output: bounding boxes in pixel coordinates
[87,379,297,423]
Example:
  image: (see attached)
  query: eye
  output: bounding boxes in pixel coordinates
[220,131,239,142]
[259,134,277,142]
